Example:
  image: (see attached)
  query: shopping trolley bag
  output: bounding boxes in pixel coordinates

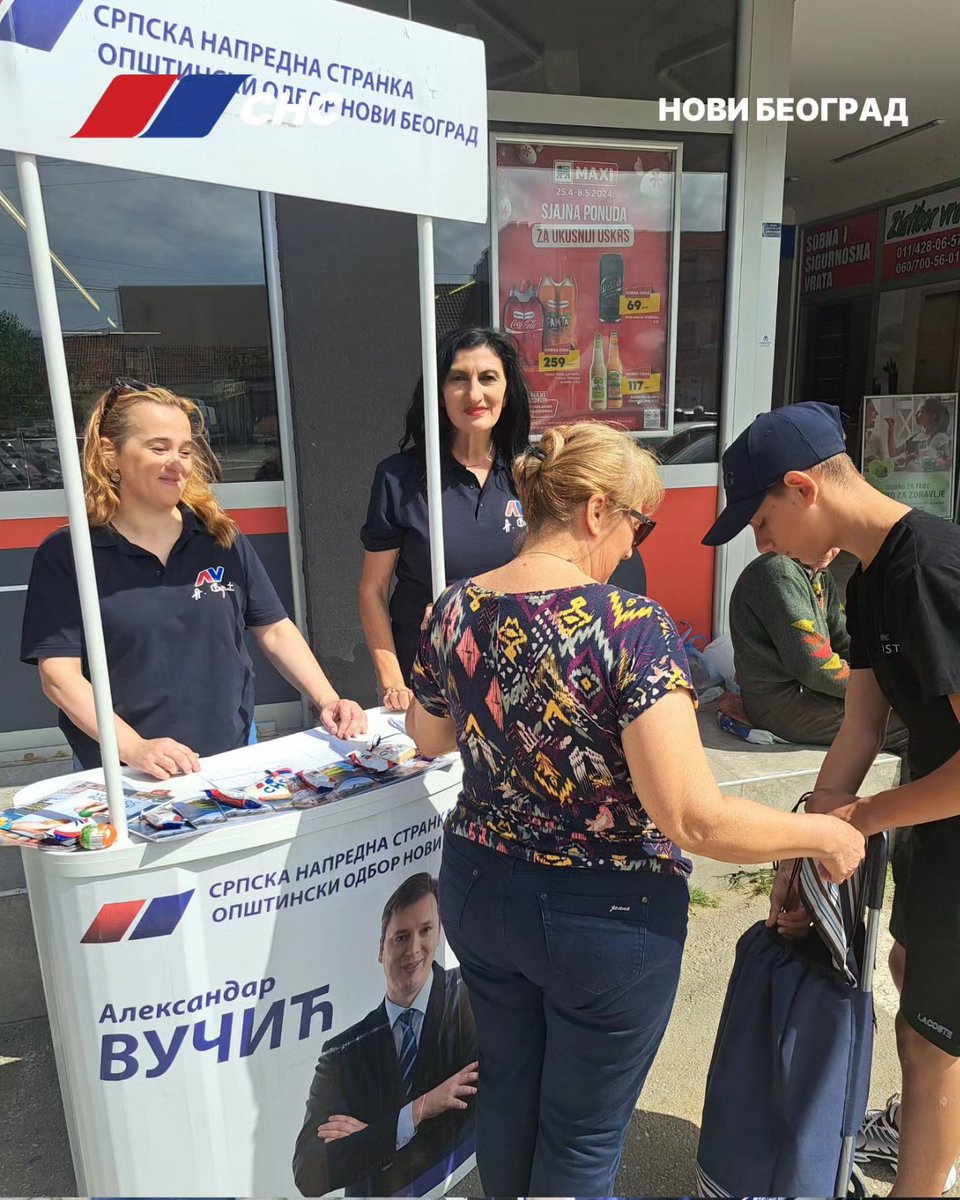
[696,829,887,1199]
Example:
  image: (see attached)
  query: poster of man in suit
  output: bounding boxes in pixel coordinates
[293,872,478,1197]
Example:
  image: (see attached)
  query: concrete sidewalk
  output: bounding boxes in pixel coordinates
[0,714,934,1197]
[455,886,959,1198]
[3,886,956,1196]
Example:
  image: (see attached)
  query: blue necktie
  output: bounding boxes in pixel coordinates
[397,1008,418,1098]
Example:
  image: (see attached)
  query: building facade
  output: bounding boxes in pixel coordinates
[0,0,793,755]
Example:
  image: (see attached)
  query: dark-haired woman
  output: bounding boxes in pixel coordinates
[359,328,531,711]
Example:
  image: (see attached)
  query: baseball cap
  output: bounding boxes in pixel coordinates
[702,402,846,546]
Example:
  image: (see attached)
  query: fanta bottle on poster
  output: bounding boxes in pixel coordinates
[501,282,544,368]
[539,276,561,349]
[606,331,623,409]
[555,276,578,348]
[590,333,607,412]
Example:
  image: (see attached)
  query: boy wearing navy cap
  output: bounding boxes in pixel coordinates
[705,401,960,1198]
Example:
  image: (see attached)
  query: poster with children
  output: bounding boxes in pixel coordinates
[861,393,958,518]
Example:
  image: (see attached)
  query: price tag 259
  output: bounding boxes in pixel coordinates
[538,349,581,371]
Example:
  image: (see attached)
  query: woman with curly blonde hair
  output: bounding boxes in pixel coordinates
[21,379,365,778]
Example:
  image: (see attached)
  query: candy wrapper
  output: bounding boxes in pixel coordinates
[204,767,316,811]
[348,738,418,773]
[141,802,187,831]
[297,761,370,800]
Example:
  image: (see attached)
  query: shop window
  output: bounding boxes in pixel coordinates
[0,153,280,489]
[412,0,736,102]
[431,131,728,463]
[799,295,872,452]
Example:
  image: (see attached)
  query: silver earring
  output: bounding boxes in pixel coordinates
[110,472,120,483]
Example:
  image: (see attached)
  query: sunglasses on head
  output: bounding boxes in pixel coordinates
[628,509,657,549]
[104,377,151,415]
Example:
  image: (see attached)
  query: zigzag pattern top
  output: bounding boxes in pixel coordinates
[412,580,695,875]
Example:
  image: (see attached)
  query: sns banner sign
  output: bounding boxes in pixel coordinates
[492,135,681,437]
[22,765,474,1197]
[861,393,958,518]
[0,0,487,221]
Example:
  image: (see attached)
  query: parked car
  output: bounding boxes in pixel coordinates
[655,421,718,465]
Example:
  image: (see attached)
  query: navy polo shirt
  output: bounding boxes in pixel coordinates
[361,449,524,680]
[20,507,288,769]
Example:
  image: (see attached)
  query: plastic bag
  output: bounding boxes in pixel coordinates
[702,632,737,691]
[685,645,726,700]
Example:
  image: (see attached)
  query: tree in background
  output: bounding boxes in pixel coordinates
[0,309,44,430]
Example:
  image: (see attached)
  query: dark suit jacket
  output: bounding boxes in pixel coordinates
[293,962,477,1197]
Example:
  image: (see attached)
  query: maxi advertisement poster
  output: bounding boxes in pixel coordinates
[492,135,681,437]
[861,392,958,518]
[23,756,472,1198]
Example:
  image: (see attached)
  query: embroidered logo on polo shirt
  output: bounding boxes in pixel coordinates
[502,499,526,534]
[192,565,234,600]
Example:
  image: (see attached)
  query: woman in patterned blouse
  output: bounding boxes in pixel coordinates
[406,421,864,1197]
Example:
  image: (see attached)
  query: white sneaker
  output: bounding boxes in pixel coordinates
[855,1092,957,1194]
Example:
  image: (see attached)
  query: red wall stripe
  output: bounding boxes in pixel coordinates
[232,507,288,536]
[0,507,288,550]
[642,486,717,643]
[1,498,716,638]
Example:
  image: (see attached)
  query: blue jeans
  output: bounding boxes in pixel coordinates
[439,832,689,1196]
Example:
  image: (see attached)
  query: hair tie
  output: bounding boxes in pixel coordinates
[529,445,547,461]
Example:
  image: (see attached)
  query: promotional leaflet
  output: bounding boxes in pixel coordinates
[493,136,680,436]
[861,393,958,518]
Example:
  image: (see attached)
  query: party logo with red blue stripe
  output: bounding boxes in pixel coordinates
[82,889,194,943]
[74,73,249,138]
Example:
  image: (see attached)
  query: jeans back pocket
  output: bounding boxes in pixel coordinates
[439,837,484,940]
[539,890,649,995]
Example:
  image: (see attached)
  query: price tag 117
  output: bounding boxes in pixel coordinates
[538,350,581,372]
[620,292,661,316]
[624,373,662,395]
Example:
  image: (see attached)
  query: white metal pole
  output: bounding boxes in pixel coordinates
[14,152,129,844]
[417,214,446,598]
[259,191,312,730]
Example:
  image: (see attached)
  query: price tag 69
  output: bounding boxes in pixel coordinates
[538,350,581,371]
[620,292,661,316]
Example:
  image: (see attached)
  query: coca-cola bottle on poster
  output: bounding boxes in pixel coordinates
[598,253,624,323]
[501,282,544,368]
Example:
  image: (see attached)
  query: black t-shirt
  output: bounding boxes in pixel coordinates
[20,507,288,768]
[847,508,960,850]
[360,449,524,680]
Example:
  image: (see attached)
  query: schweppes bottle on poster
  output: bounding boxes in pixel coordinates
[589,333,607,411]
